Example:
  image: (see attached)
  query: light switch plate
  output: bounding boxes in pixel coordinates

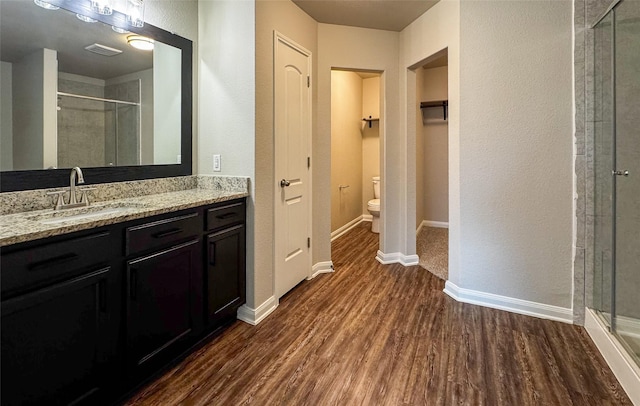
[213,154,221,172]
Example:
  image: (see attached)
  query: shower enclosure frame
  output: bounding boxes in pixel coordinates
[590,0,640,369]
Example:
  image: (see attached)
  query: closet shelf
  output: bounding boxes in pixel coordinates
[420,100,448,121]
[362,116,379,128]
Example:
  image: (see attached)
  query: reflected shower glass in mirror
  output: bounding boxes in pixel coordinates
[0,0,182,171]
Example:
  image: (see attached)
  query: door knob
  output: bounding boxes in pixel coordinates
[280,179,290,187]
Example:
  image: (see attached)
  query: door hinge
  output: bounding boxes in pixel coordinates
[307,156,310,168]
[307,237,311,248]
[307,76,310,88]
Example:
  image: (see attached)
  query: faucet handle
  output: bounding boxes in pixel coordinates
[46,190,67,210]
[78,187,96,204]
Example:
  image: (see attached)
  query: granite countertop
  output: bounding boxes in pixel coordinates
[0,178,249,247]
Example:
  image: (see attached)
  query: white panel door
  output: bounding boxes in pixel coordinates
[274,33,311,298]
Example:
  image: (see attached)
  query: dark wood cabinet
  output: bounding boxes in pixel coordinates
[126,239,202,380]
[206,224,246,327]
[1,265,118,406]
[0,198,245,405]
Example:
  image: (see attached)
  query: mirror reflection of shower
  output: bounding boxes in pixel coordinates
[57,73,141,168]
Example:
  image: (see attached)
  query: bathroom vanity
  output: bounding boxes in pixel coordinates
[0,180,247,405]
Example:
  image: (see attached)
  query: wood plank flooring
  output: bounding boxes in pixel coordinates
[125,223,631,405]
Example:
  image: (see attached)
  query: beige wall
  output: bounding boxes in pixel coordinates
[422,66,448,224]
[254,0,317,308]
[400,0,460,271]
[331,71,363,232]
[362,76,380,213]
[1,61,12,170]
[318,24,400,257]
[402,0,573,308]
[457,1,573,307]
[415,68,424,230]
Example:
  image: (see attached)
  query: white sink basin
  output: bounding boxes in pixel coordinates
[28,203,148,225]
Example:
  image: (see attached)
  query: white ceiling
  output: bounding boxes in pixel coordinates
[292,0,439,32]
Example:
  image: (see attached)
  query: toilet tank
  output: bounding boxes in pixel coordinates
[372,176,380,198]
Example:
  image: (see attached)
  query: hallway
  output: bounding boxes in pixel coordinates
[127,224,630,405]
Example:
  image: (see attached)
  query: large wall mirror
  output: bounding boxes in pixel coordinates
[0,0,192,192]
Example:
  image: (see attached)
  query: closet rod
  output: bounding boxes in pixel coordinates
[58,91,140,106]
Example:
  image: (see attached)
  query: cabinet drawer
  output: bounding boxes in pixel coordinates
[206,201,245,232]
[126,212,200,256]
[1,231,111,297]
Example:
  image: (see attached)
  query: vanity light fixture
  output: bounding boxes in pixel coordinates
[91,0,113,15]
[126,0,144,28]
[33,0,60,10]
[112,26,130,34]
[76,13,97,23]
[127,35,153,50]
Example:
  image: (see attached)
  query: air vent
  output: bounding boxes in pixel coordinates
[84,43,122,57]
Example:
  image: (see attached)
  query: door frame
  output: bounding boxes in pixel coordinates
[272,30,313,300]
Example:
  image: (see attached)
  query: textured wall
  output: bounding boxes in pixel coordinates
[459,1,573,307]
[415,67,425,230]
[331,70,363,232]
[1,61,13,171]
[421,66,448,224]
[361,76,380,214]
[318,24,400,256]
[400,0,460,276]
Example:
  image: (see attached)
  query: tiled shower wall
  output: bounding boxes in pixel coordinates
[57,76,140,168]
[57,78,106,168]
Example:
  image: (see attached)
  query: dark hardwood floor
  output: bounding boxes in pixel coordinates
[125,223,631,405]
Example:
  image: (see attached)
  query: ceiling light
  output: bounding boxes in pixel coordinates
[112,26,130,34]
[91,0,112,15]
[34,0,60,10]
[127,35,153,51]
[76,14,97,23]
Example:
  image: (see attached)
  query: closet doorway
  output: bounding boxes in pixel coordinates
[414,50,449,281]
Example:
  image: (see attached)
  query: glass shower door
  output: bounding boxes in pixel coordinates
[593,11,614,327]
[613,0,640,363]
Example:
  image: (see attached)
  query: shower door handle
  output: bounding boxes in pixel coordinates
[613,170,629,177]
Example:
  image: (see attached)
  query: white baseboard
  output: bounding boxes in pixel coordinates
[237,296,278,326]
[417,220,449,234]
[362,214,373,222]
[585,308,640,405]
[443,281,573,324]
[308,261,334,279]
[331,216,364,242]
[376,250,419,266]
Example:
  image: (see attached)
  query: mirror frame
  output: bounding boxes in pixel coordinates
[0,0,192,192]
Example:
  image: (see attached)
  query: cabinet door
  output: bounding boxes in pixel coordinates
[206,224,246,327]
[1,268,114,406]
[126,239,201,379]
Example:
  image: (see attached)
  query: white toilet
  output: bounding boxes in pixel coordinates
[367,176,381,233]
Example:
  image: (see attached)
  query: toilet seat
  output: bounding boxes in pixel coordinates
[367,198,380,211]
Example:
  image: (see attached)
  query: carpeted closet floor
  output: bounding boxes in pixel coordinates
[416,226,448,280]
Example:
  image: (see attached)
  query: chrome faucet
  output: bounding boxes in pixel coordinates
[69,167,85,205]
[48,167,94,210]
